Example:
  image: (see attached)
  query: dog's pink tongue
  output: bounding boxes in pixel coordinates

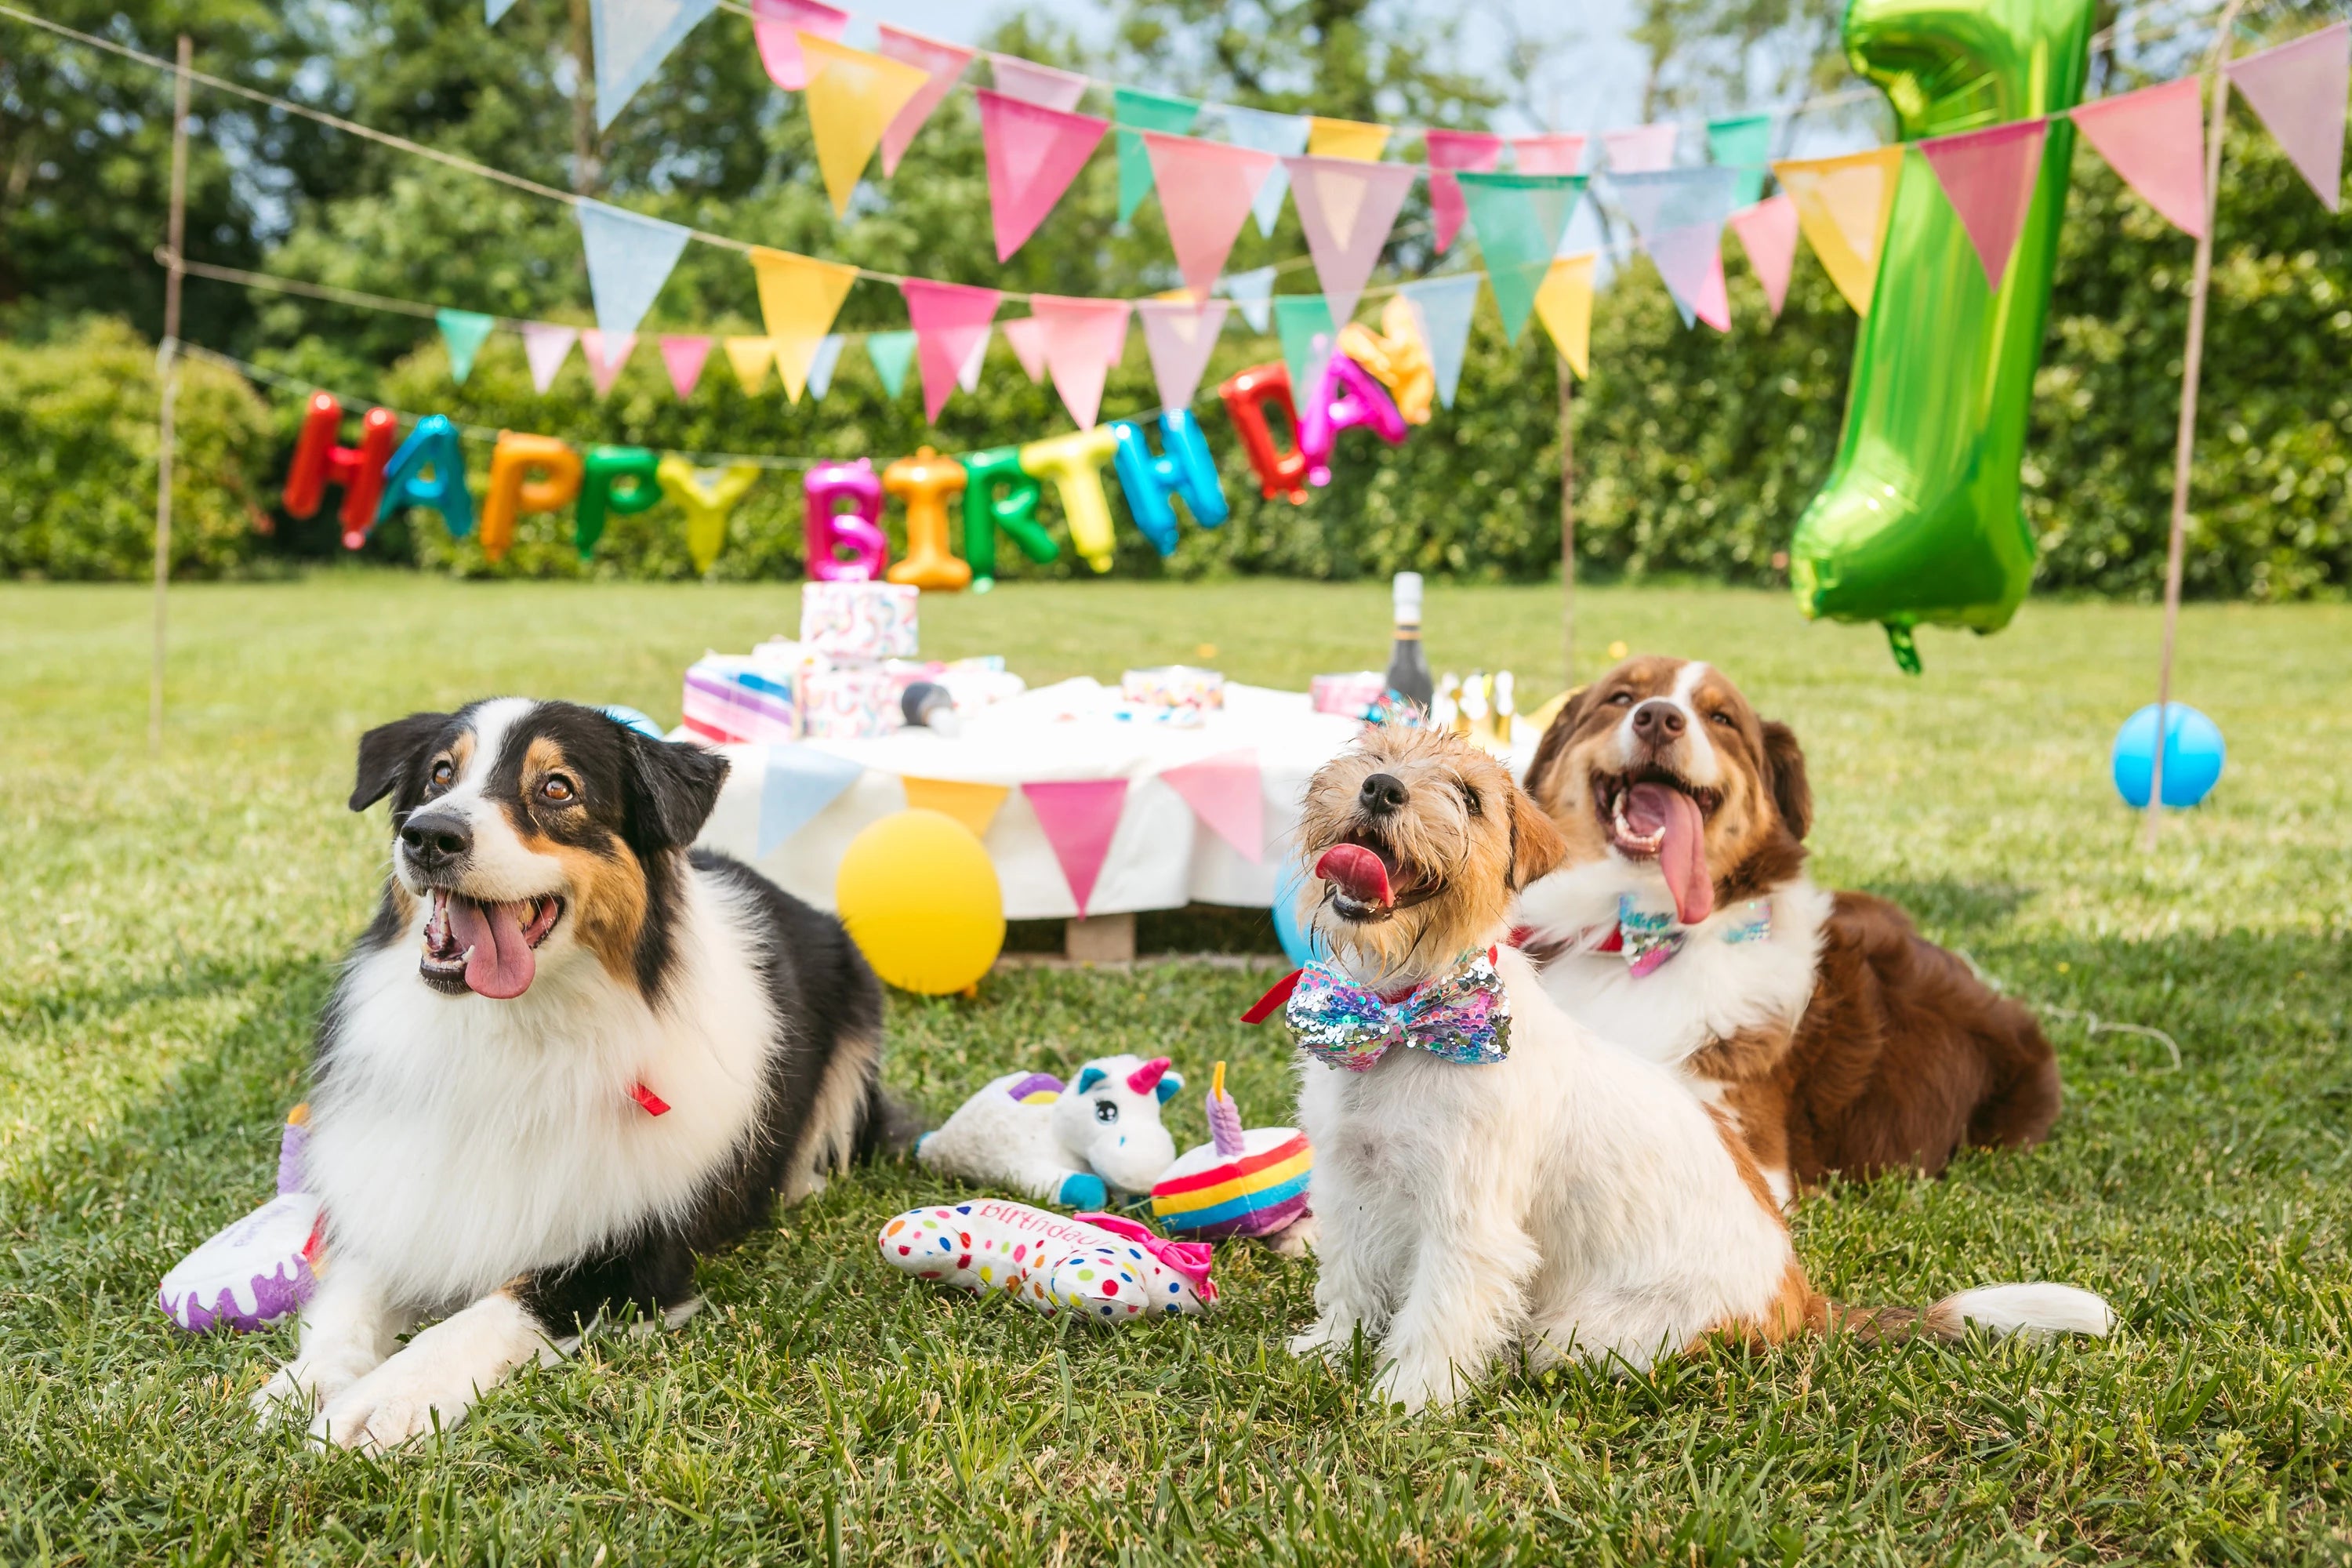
[1315,843,1392,907]
[1626,782,1714,926]
[447,896,536,999]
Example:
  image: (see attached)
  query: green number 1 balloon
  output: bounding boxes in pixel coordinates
[1788,0,2097,671]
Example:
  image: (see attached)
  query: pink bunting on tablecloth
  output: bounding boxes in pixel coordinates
[1919,118,2048,288]
[659,335,712,398]
[1160,749,1263,862]
[2226,22,2349,212]
[975,89,1109,262]
[522,322,578,393]
[989,53,1088,112]
[876,25,974,176]
[1283,154,1419,325]
[1001,315,1049,382]
[1602,123,1676,173]
[1032,296,1131,430]
[1424,129,1503,253]
[579,330,636,396]
[900,278,1001,422]
[1136,296,1229,412]
[1143,133,1280,297]
[1727,194,1798,317]
[1023,779,1128,916]
[750,0,847,90]
[2070,77,2209,236]
[1646,227,1730,331]
[1512,132,1587,175]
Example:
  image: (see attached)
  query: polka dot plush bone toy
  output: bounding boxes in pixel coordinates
[877,1199,1216,1319]
[914,1053,1183,1208]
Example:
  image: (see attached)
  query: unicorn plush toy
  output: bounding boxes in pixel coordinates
[916,1054,1183,1209]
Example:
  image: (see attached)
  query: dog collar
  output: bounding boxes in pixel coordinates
[1604,895,1773,976]
[630,1082,670,1116]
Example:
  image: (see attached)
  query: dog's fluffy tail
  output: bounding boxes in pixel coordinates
[855,1076,925,1162]
[1825,1282,2113,1344]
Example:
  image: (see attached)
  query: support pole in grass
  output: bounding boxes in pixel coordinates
[2144,0,2243,851]
[149,34,193,755]
[1557,350,1576,689]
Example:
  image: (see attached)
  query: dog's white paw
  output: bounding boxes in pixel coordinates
[307,1349,481,1454]
[1261,1212,1319,1260]
[1374,1354,1465,1414]
[1287,1315,1361,1363]
[252,1350,375,1429]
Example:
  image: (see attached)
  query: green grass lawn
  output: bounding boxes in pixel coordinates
[3,571,2348,1565]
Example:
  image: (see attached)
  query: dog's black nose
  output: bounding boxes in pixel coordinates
[399,812,473,871]
[1358,772,1410,815]
[1632,700,1686,741]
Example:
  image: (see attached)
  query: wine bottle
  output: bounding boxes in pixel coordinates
[1384,572,1435,712]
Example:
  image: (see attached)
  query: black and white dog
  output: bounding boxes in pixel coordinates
[255,698,899,1452]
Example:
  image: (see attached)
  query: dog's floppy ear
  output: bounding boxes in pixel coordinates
[1506,782,1568,891]
[1761,720,1812,841]
[350,711,451,812]
[622,728,731,851]
[1520,683,1595,810]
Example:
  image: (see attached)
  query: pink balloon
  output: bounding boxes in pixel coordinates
[1296,353,1407,487]
[804,459,889,583]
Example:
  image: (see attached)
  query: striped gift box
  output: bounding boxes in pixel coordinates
[681,659,800,745]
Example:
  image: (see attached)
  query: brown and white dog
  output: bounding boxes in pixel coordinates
[1515,657,2061,1206]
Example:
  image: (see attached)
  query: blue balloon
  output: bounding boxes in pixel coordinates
[1270,858,1327,969]
[601,705,666,739]
[377,414,474,538]
[2111,703,2225,809]
[1112,411,1229,557]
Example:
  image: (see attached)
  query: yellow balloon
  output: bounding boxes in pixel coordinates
[834,808,1004,996]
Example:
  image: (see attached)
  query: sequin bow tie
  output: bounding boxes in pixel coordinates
[1269,947,1512,1073]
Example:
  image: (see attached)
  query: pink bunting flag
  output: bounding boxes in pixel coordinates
[1727,194,1798,316]
[876,26,975,176]
[2226,22,2350,212]
[1033,296,1131,430]
[1919,118,2048,288]
[1602,123,1677,173]
[2070,77,2208,236]
[956,328,990,394]
[1001,315,1049,382]
[899,278,1001,422]
[975,89,1109,262]
[1143,133,1280,297]
[521,322,578,393]
[659,335,712,399]
[1647,227,1730,332]
[1283,154,1420,325]
[1160,749,1263,862]
[1512,132,1588,175]
[750,0,848,91]
[1136,296,1229,412]
[989,53,1088,112]
[1022,779,1128,916]
[1424,129,1503,253]
[579,330,637,397]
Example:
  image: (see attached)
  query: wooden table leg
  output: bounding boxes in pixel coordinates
[1065,912,1136,964]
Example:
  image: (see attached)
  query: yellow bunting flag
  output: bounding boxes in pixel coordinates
[1770,146,1905,316]
[901,777,1010,840]
[1534,253,1595,380]
[749,249,860,402]
[722,336,775,395]
[800,34,931,218]
[1307,116,1392,162]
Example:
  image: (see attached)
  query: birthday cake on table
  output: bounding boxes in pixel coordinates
[1149,1062,1312,1240]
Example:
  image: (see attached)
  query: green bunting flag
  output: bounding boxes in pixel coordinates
[866,329,918,397]
[435,308,497,385]
[1708,113,1775,207]
[1456,172,1587,344]
[1272,294,1337,401]
[1113,88,1201,223]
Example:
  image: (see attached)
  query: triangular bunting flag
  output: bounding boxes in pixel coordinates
[1610,165,1741,245]
[1424,129,1504,253]
[575,198,691,340]
[1002,315,1050,382]
[522,323,578,393]
[876,26,975,176]
[1457,171,1587,343]
[2226,22,2349,212]
[1137,296,1229,411]
[805,333,846,400]
[751,249,860,401]
[801,34,930,218]
[866,330,916,397]
[1602,123,1677,173]
[1771,146,1904,315]
[1727,194,1799,317]
[1272,294,1337,404]
[900,278,1001,421]
[1033,296,1131,429]
[1144,132,1280,296]
[1534,253,1595,379]
[902,777,1009,840]
[1217,104,1313,236]
[976,89,1109,262]
[1400,274,1479,408]
[1707,112,1774,206]
[659,335,711,399]
[591,0,720,131]
[1160,749,1263,861]
[436,308,495,385]
[580,329,637,395]
[1308,117,1391,162]
[1022,779,1127,916]
[1645,227,1730,330]
[2071,77,2208,236]
[989,53,1088,112]
[757,745,865,858]
[1511,132,1586,175]
[488,0,516,24]
[748,0,846,91]
[1283,154,1418,324]
[1218,263,1277,333]
[956,326,990,394]
[724,336,774,395]
[1114,87,1201,223]
[1919,119,2047,289]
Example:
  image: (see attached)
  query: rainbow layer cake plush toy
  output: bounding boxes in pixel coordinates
[1149,1062,1312,1241]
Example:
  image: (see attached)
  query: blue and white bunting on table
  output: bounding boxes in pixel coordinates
[1214,105,1312,238]
[1218,265,1277,335]
[758,746,866,857]
[1272,294,1337,403]
[576,198,693,342]
[1399,274,1480,409]
[487,0,518,23]
[590,0,721,130]
[805,333,848,400]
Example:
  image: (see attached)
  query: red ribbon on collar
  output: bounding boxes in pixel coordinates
[630,1082,670,1116]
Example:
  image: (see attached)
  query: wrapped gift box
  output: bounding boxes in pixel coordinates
[682,656,800,745]
[1123,665,1225,711]
[801,661,901,739]
[1311,670,1389,719]
[800,581,919,660]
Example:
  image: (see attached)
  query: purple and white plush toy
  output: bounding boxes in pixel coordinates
[914,1054,1183,1209]
[158,1107,324,1333]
